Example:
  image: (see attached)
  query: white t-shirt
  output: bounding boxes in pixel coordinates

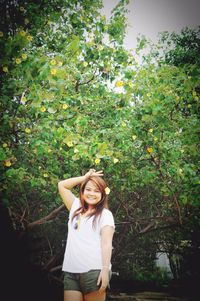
[62,197,115,273]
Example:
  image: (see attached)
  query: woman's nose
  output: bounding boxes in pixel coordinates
[88,191,95,195]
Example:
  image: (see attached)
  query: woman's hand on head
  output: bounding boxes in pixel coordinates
[84,169,104,179]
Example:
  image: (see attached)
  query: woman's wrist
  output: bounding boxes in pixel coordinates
[83,174,88,179]
[102,265,109,270]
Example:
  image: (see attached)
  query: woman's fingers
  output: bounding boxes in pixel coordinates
[98,281,107,292]
[95,170,104,175]
[97,272,101,286]
[97,271,109,292]
[85,169,104,179]
[90,170,104,176]
[97,275,106,292]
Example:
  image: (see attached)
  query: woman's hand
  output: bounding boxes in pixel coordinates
[84,169,104,179]
[97,269,109,293]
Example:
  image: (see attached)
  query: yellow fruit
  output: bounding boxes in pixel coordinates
[148,128,153,133]
[62,104,68,109]
[95,158,101,165]
[15,58,21,64]
[22,53,27,59]
[27,35,33,42]
[19,30,26,36]
[50,68,57,75]
[50,59,56,66]
[2,143,8,148]
[24,18,29,24]
[3,66,8,72]
[40,107,46,112]
[132,135,137,140]
[83,61,88,67]
[4,160,12,167]
[25,128,31,134]
[19,6,25,12]
[21,96,27,102]
[66,141,73,147]
[113,158,119,164]
[43,173,48,178]
[121,122,126,127]
[147,147,153,153]
[105,187,110,195]
[178,168,183,175]
[115,81,124,87]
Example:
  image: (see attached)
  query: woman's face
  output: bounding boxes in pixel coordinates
[83,180,102,207]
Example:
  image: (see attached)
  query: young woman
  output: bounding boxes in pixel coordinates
[58,169,115,301]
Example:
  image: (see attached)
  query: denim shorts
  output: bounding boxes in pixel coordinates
[63,269,111,295]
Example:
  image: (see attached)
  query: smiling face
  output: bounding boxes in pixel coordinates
[83,180,102,208]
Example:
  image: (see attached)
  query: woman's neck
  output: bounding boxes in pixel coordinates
[82,206,95,216]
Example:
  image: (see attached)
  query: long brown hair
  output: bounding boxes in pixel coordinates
[72,176,109,228]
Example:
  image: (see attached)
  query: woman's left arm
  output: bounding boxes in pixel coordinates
[97,225,115,293]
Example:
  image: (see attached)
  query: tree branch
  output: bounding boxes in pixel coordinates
[27,204,66,228]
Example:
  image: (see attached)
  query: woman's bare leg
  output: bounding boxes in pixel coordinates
[84,290,106,301]
[64,290,83,301]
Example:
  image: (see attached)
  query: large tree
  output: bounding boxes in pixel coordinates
[1,0,199,288]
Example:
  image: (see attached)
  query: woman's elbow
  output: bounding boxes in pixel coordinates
[102,241,113,250]
[58,181,64,191]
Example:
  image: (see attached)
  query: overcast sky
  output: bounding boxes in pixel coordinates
[101,0,200,50]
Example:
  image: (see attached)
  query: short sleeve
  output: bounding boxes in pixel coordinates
[69,197,81,219]
[99,209,115,230]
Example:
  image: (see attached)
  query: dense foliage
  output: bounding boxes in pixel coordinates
[1,0,199,286]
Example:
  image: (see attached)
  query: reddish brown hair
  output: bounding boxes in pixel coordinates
[72,176,109,228]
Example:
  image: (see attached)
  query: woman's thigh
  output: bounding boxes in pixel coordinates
[84,290,106,301]
[64,290,83,301]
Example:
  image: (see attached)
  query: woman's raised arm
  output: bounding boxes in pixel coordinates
[58,175,86,210]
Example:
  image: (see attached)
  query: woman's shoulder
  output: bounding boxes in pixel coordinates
[102,208,114,218]
[100,208,115,228]
[74,196,81,204]
[69,197,81,215]
[71,196,80,207]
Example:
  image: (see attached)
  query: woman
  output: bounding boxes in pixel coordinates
[58,169,115,301]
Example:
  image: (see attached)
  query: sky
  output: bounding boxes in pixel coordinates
[101,0,200,50]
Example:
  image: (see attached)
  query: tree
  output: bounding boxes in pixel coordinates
[0,0,199,290]
[0,0,132,269]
